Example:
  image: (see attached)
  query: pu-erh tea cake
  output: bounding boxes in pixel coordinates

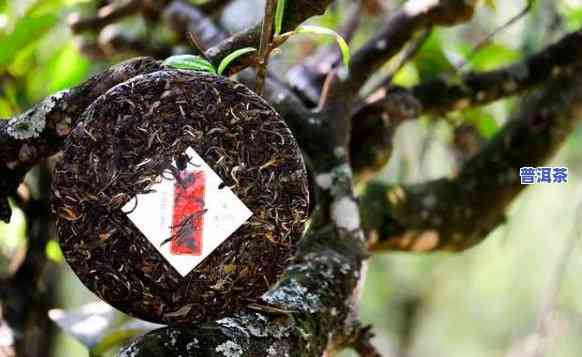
[52,70,310,325]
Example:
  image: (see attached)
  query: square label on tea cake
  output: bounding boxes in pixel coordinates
[122,147,253,277]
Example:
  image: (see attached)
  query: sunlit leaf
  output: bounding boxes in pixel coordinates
[462,108,500,139]
[475,115,499,139]
[0,83,21,114]
[459,43,521,71]
[483,0,496,11]
[47,43,90,92]
[0,200,25,278]
[560,4,582,31]
[93,320,163,355]
[392,63,420,87]
[45,240,64,263]
[312,3,340,29]
[295,25,351,68]
[217,47,256,75]
[414,30,453,80]
[0,98,13,118]
[0,12,57,67]
[162,54,217,74]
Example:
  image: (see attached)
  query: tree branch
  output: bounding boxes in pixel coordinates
[348,0,476,89]
[98,27,173,58]
[350,26,582,178]
[119,193,367,356]
[286,0,364,105]
[162,1,228,51]
[374,27,582,117]
[0,57,162,222]
[359,65,582,252]
[0,47,369,357]
[0,165,56,356]
[288,0,477,103]
[1,2,577,355]
[255,0,277,95]
[204,0,335,74]
[119,60,369,357]
[68,0,143,34]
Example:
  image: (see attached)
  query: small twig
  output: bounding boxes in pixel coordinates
[256,0,277,95]
[365,28,432,98]
[204,0,335,75]
[68,0,142,34]
[351,326,382,357]
[283,0,363,105]
[98,27,173,58]
[339,0,364,43]
[456,0,535,71]
[318,69,341,110]
[188,32,209,57]
[163,1,228,52]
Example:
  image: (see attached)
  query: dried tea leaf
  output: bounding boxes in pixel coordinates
[52,70,309,326]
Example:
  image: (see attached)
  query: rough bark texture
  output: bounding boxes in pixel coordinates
[119,64,368,357]
[0,57,162,223]
[289,0,478,103]
[0,166,56,357]
[204,0,335,73]
[360,66,582,251]
[119,202,366,356]
[52,70,309,325]
[350,26,582,180]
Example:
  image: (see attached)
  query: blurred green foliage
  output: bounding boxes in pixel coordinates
[0,0,91,116]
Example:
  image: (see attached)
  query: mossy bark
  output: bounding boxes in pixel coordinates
[361,67,582,251]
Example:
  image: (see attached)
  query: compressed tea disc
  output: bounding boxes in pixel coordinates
[52,70,309,325]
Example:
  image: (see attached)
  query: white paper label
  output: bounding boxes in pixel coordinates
[122,147,253,277]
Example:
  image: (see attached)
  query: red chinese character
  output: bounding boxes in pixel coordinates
[171,171,205,255]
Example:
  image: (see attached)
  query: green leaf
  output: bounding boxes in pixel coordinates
[560,4,582,32]
[475,115,499,139]
[463,108,500,139]
[217,47,257,75]
[162,55,216,74]
[414,30,453,81]
[46,240,64,263]
[274,0,286,35]
[0,12,58,68]
[47,43,90,93]
[456,43,521,71]
[392,63,420,86]
[295,25,351,68]
[483,0,496,10]
[93,319,162,355]
[92,328,143,355]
